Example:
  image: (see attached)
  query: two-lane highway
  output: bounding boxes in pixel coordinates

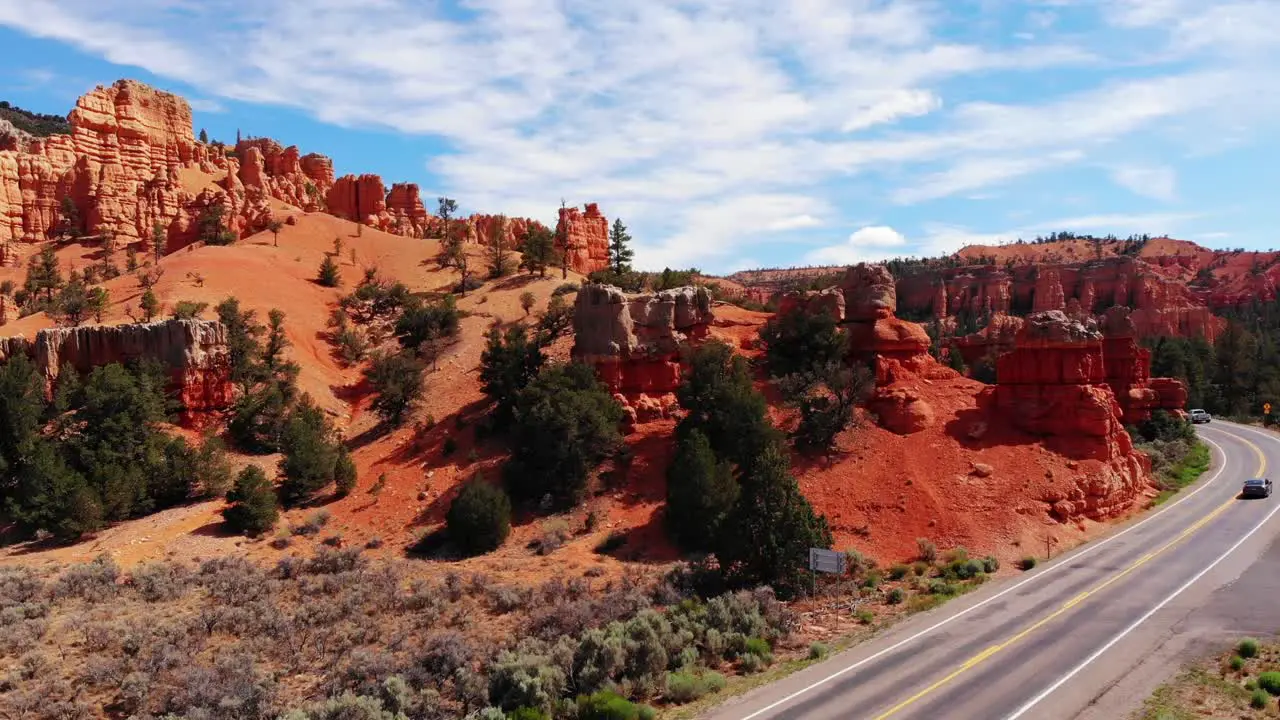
[705,421,1280,720]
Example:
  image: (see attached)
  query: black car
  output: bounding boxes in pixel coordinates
[1242,478,1273,499]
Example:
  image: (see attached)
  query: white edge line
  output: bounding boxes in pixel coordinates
[735,429,1235,720]
[1005,485,1280,718]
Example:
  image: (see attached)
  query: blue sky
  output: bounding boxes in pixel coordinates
[1,0,1277,274]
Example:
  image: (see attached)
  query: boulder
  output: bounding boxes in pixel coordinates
[871,388,935,435]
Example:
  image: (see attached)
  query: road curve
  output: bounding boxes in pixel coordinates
[703,420,1280,720]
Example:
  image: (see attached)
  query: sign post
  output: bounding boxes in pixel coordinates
[809,548,848,628]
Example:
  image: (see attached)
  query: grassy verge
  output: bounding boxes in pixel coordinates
[1147,439,1211,505]
[1137,637,1279,718]
[660,561,992,718]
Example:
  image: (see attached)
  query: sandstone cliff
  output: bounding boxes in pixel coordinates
[0,318,233,425]
[990,310,1156,521]
[896,256,1223,342]
[0,79,595,259]
[557,203,610,275]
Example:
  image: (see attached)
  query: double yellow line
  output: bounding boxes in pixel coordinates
[873,434,1265,720]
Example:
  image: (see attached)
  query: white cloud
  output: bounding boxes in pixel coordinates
[841,89,941,132]
[893,150,1084,204]
[188,97,227,113]
[1109,164,1177,201]
[804,224,910,265]
[805,225,904,265]
[0,0,1275,272]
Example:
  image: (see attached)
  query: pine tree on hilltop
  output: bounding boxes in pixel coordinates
[198,128,209,144]
[608,218,634,275]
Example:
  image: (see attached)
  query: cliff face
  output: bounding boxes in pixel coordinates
[572,284,713,426]
[0,319,233,426]
[556,203,610,275]
[0,78,583,256]
[990,310,1159,521]
[897,256,1223,342]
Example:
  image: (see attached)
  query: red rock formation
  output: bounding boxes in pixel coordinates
[777,287,845,320]
[1100,306,1188,423]
[235,138,332,211]
[953,313,1024,366]
[556,203,610,274]
[0,319,233,426]
[992,310,1152,520]
[572,284,713,426]
[326,173,387,226]
[386,183,432,238]
[1032,268,1067,312]
[467,213,549,253]
[896,256,1223,343]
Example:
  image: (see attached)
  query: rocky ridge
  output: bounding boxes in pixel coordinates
[0,79,610,274]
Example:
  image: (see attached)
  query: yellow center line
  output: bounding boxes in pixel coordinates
[872,435,1266,720]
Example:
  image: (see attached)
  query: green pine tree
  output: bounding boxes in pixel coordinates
[222,465,279,535]
[608,218,634,275]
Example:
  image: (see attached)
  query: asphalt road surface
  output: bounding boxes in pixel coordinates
[704,420,1280,720]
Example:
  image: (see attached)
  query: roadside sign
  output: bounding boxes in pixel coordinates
[808,548,846,575]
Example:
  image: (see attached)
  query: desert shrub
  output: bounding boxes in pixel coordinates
[508,708,551,720]
[334,446,358,497]
[576,690,654,720]
[981,556,1000,574]
[738,652,767,674]
[1230,655,1246,672]
[552,283,579,296]
[53,555,119,602]
[130,561,190,602]
[364,351,426,427]
[291,510,331,536]
[222,465,279,535]
[305,547,364,575]
[808,642,828,660]
[916,538,938,563]
[594,531,627,555]
[285,691,402,720]
[1259,671,1280,696]
[1239,637,1260,659]
[447,478,512,555]
[1252,688,1269,709]
[172,300,209,319]
[504,363,624,509]
[1019,556,1038,570]
[888,564,910,580]
[487,650,567,712]
[927,579,957,596]
[887,587,906,604]
[663,670,726,703]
